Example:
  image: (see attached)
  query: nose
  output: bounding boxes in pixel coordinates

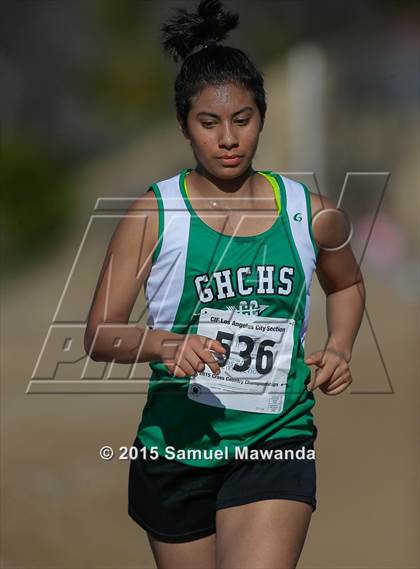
[218,121,239,150]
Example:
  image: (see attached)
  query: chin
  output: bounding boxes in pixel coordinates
[212,161,250,178]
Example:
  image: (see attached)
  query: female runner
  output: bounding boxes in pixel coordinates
[85,1,365,567]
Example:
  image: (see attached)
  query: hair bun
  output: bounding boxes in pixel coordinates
[161,0,239,63]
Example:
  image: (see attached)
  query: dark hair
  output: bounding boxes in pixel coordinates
[160,0,267,131]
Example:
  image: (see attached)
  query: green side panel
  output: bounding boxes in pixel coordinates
[301,182,319,258]
[148,183,164,264]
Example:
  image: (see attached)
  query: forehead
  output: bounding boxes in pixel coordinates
[191,83,255,114]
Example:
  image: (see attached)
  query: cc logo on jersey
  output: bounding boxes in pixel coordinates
[293,212,303,222]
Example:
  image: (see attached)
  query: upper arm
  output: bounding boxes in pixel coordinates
[309,192,363,294]
[85,188,159,341]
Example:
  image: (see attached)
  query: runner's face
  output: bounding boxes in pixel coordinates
[181,83,263,178]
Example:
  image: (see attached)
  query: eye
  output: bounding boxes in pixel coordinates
[235,118,249,125]
[202,122,216,128]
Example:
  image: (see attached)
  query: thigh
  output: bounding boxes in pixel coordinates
[128,436,225,546]
[216,498,313,569]
[148,532,216,569]
[214,435,317,568]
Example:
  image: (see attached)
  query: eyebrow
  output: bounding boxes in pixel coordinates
[196,106,254,118]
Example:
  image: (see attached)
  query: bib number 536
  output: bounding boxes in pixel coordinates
[215,331,275,375]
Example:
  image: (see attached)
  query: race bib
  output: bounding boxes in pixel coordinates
[187,307,295,414]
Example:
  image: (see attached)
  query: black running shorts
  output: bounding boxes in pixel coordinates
[128,430,317,543]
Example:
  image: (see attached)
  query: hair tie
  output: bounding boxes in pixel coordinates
[187,38,219,59]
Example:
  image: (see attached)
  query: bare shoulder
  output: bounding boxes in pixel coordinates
[308,191,349,250]
[126,186,160,215]
[121,185,159,242]
[308,191,335,216]
[103,185,161,273]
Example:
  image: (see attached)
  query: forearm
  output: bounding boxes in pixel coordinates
[85,324,182,364]
[324,278,366,362]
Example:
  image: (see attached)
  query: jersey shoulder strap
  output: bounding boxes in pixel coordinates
[271,172,319,259]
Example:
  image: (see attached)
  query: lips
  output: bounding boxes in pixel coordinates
[217,155,243,165]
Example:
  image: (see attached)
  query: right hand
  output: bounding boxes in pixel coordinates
[160,333,227,378]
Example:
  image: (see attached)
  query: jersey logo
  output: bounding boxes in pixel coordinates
[192,300,269,319]
[224,300,269,316]
[293,212,303,222]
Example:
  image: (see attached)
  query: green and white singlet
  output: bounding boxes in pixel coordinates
[137,167,319,467]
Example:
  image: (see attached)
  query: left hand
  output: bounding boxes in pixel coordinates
[304,349,352,395]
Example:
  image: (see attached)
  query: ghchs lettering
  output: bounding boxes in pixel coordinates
[194,265,295,303]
